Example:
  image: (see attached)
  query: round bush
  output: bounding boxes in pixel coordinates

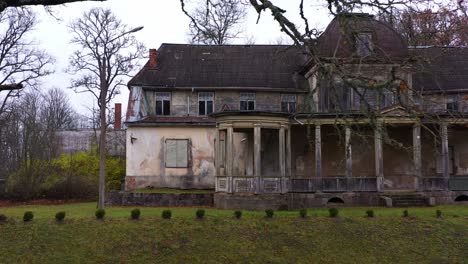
[402,210,409,218]
[162,210,172,219]
[299,208,307,218]
[436,209,442,218]
[55,211,66,222]
[265,209,274,218]
[328,208,339,218]
[234,210,242,219]
[196,209,205,219]
[95,209,105,220]
[23,211,34,222]
[131,208,141,220]
[366,210,375,218]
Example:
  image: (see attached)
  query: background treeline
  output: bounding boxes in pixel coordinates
[0,88,124,200]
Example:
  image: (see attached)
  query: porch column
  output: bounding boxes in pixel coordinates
[374,124,384,191]
[254,124,262,194]
[345,126,352,178]
[286,126,292,177]
[441,123,449,189]
[215,129,220,175]
[315,125,322,179]
[279,126,287,193]
[226,125,234,193]
[412,124,422,191]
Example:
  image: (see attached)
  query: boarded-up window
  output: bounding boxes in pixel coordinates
[165,139,189,168]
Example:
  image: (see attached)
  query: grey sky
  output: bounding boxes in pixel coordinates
[27,0,331,116]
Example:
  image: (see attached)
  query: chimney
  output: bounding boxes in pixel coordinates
[148,49,158,68]
[114,103,122,130]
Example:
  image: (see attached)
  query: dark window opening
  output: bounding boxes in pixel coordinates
[447,95,459,112]
[281,94,297,113]
[240,92,255,111]
[156,92,171,116]
[198,92,214,116]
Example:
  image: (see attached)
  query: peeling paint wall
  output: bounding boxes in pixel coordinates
[126,127,216,190]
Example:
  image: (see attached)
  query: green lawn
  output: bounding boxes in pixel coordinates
[0,203,467,263]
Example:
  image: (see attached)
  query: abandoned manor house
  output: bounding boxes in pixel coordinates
[124,14,468,209]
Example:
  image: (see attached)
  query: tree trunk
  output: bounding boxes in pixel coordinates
[98,59,107,210]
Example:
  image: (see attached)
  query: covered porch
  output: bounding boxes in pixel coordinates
[214,112,468,194]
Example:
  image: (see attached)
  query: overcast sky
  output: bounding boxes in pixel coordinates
[25,0,332,116]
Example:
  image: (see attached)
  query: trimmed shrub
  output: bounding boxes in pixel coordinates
[131,208,141,220]
[162,210,172,219]
[329,208,339,218]
[23,211,34,222]
[95,209,105,220]
[265,209,274,218]
[366,210,375,218]
[234,210,242,219]
[402,210,409,217]
[436,210,442,218]
[299,208,307,218]
[0,214,7,223]
[55,211,66,222]
[196,209,205,219]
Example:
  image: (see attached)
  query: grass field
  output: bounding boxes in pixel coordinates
[0,203,467,263]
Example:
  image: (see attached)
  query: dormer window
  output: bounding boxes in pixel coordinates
[356,32,373,57]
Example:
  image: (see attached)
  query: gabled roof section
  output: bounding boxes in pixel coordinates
[128,44,309,90]
[315,13,408,61]
[411,47,468,93]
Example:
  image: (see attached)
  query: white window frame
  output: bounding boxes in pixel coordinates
[240,92,255,111]
[198,92,214,116]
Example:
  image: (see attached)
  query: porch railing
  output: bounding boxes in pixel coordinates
[290,177,378,192]
[216,176,285,193]
[421,177,447,191]
[449,177,468,191]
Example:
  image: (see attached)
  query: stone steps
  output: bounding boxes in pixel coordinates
[382,193,429,207]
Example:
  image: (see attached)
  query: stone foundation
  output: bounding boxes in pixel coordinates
[125,176,214,191]
[106,191,214,207]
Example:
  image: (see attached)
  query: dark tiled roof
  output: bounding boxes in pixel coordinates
[411,47,468,92]
[128,44,309,90]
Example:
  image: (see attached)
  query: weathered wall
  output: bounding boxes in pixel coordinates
[106,191,214,207]
[143,90,305,115]
[126,126,216,190]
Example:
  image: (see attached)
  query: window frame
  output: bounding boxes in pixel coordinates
[198,92,214,116]
[355,32,373,57]
[240,92,255,111]
[281,94,297,113]
[165,138,190,168]
[156,92,171,116]
[446,94,460,112]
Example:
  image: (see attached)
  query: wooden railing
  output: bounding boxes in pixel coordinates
[421,177,447,191]
[216,176,468,193]
[290,177,377,192]
[449,177,468,191]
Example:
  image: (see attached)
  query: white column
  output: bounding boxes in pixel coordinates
[374,124,384,191]
[226,126,234,193]
[254,125,261,194]
[412,124,422,190]
[441,123,449,189]
[315,125,322,178]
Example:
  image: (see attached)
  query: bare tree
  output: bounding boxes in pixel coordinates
[68,7,145,209]
[381,7,468,46]
[182,0,248,44]
[0,8,53,119]
[0,0,105,13]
